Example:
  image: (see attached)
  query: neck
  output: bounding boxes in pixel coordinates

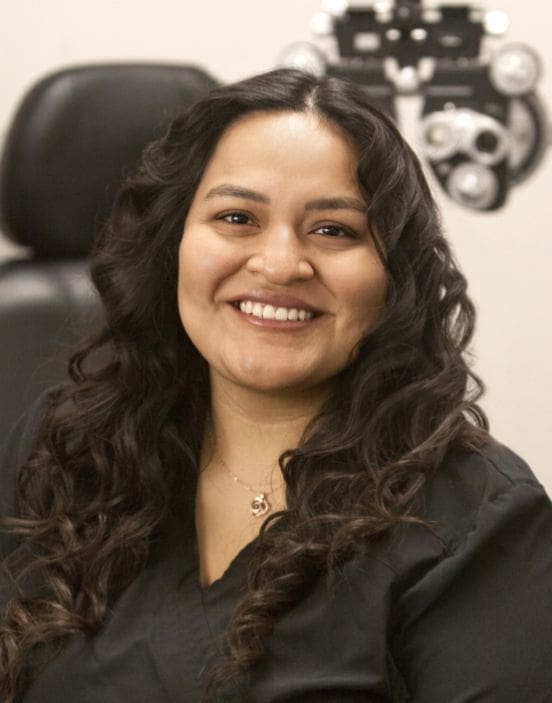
[203,373,331,487]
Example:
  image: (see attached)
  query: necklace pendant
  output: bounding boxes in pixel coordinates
[250,493,270,518]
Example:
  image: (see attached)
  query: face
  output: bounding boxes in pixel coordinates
[178,110,387,398]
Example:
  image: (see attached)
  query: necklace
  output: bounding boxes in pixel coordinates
[211,444,276,518]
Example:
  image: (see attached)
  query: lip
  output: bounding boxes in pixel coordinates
[226,290,323,314]
[229,304,320,330]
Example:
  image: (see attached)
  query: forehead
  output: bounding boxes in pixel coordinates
[193,110,362,200]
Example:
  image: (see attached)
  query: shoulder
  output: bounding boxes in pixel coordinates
[370,437,552,583]
[422,438,552,551]
[382,441,552,700]
[417,438,549,550]
[436,438,541,495]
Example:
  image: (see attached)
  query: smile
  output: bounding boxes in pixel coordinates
[236,300,314,321]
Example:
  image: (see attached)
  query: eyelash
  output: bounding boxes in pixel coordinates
[313,224,357,239]
[217,212,255,226]
[215,211,358,240]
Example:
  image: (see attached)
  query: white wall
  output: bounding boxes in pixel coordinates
[1,1,551,491]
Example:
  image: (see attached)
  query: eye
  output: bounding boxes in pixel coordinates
[313,223,357,239]
[217,211,255,226]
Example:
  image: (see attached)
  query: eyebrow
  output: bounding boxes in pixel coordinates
[203,184,367,214]
[304,197,366,214]
[204,184,269,204]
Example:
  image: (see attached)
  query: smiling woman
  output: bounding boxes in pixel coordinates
[1,69,552,703]
[178,110,387,398]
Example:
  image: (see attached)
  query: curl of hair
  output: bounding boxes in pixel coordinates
[0,69,488,702]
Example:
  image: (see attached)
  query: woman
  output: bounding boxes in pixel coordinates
[1,68,551,702]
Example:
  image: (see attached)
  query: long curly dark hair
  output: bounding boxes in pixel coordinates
[0,68,488,701]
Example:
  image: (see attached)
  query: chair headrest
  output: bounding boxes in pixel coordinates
[0,64,217,259]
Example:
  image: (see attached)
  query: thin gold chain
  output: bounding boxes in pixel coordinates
[213,445,261,495]
[208,439,279,517]
[211,443,277,496]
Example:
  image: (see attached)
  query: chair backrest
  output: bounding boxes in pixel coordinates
[0,63,217,439]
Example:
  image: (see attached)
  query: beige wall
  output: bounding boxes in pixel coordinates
[1,0,551,491]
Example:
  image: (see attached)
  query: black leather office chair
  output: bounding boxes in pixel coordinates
[0,63,217,439]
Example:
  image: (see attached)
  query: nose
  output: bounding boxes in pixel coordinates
[245,225,314,284]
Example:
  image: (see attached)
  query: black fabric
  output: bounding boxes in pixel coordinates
[0,64,217,257]
[1,399,552,702]
[0,260,102,441]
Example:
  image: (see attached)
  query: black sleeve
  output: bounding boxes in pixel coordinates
[393,468,552,702]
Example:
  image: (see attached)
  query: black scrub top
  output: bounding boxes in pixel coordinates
[1,394,552,703]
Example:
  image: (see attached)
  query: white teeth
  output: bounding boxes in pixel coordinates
[236,300,314,321]
[262,305,275,320]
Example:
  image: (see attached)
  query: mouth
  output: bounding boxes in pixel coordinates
[230,300,320,322]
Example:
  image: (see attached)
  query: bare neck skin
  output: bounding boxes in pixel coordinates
[195,372,330,588]
[203,371,330,485]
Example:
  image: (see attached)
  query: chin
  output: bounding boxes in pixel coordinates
[226,361,335,397]
[238,372,311,394]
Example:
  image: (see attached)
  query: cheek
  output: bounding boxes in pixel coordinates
[336,261,388,330]
[177,235,207,328]
[178,232,222,301]
[177,235,218,348]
